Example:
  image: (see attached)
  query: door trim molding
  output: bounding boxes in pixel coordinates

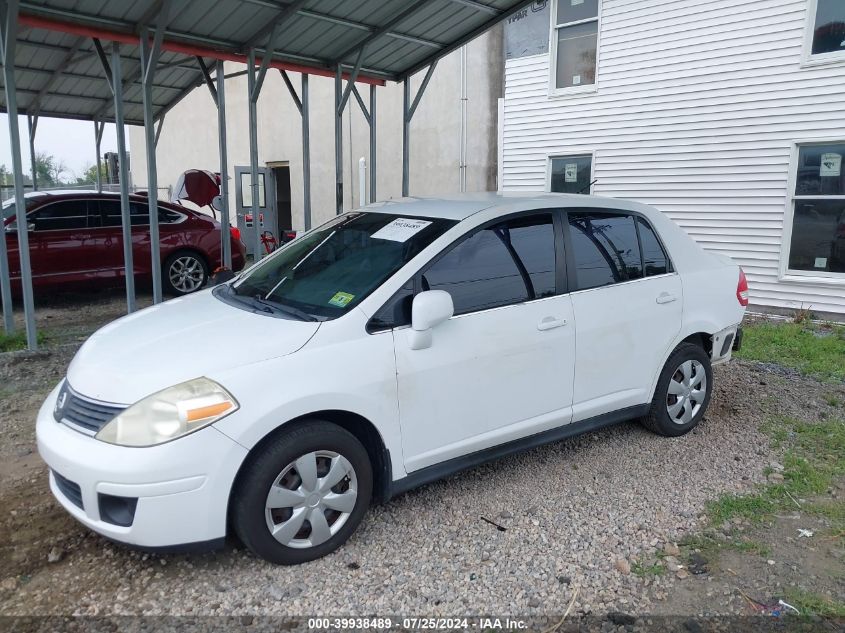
[387,403,649,499]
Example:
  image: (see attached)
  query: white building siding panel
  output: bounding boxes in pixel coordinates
[503,0,845,315]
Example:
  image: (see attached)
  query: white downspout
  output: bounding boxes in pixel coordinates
[460,44,468,192]
[358,157,367,207]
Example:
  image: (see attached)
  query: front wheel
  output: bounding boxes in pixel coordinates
[641,342,713,437]
[231,421,373,565]
[163,250,208,295]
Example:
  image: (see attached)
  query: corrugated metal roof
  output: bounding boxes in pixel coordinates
[1,0,532,125]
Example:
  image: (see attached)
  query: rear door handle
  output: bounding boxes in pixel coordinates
[656,293,677,304]
[537,316,567,331]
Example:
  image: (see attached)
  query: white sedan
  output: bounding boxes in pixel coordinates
[37,193,746,564]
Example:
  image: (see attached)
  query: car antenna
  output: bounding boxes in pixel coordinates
[578,179,598,194]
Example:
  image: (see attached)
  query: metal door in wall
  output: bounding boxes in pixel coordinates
[234,166,277,257]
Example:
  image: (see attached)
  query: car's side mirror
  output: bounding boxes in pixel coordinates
[408,290,454,350]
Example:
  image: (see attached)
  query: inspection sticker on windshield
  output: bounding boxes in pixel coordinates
[371,218,431,242]
[329,292,355,308]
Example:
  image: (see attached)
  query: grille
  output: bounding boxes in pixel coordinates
[53,471,83,510]
[54,382,125,434]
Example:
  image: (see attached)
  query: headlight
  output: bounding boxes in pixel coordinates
[95,377,238,447]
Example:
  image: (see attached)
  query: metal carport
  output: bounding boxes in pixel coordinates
[1,0,534,350]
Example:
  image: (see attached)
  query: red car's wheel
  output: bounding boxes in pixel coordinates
[163,250,209,295]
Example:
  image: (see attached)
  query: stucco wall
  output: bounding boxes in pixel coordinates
[129,28,503,233]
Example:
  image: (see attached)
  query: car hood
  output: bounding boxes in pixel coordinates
[67,289,320,405]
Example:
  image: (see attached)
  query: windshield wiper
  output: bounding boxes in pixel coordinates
[253,294,318,322]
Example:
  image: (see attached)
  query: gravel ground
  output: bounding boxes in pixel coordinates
[0,298,840,617]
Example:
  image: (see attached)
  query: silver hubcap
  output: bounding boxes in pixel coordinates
[264,450,358,549]
[666,359,707,425]
[169,256,205,293]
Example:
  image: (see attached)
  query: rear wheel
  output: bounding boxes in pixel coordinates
[231,421,372,565]
[163,250,208,295]
[641,342,713,437]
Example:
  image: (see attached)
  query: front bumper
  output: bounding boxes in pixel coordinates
[36,384,249,549]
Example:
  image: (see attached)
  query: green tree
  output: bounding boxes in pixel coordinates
[33,152,68,187]
[76,162,107,185]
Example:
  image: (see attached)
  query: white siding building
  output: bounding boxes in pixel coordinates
[501,0,845,317]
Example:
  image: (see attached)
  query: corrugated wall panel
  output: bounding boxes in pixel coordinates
[502,0,845,315]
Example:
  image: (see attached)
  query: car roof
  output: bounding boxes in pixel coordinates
[362,192,651,221]
[6,190,189,212]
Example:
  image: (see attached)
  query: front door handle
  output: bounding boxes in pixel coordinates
[538,316,567,331]
[656,292,677,304]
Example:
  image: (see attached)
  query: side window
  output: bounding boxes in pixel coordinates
[422,214,555,316]
[98,200,123,227]
[368,279,415,331]
[568,212,643,290]
[130,203,149,226]
[637,217,670,276]
[30,201,88,231]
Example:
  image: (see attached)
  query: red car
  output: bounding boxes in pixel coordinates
[2,191,246,296]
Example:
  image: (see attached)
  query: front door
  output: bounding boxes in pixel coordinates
[234,166,276,257]
[394,212,576,473]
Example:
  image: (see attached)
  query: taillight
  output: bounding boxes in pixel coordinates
[736,268,749,307]
[230,226,241,242]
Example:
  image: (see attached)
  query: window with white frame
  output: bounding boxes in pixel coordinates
[550,154,592,194]
[808,0,845,59]
[787,142,845,275]
[553,0,599,90]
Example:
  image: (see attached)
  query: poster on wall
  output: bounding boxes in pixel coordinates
[820,153,842,177]
[564,164,578,182]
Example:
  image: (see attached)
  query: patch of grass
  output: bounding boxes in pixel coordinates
[631,560,665,578]
[0,330,48,352]
[735,321,845,382]
[824,393,842,408]
[679,534,771,559]
[783,588,845,619]
[726,539,772,557]
[707,494,776,524]
[707,416,845,525]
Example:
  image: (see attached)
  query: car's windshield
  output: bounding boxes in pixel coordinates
[229,212,456,320]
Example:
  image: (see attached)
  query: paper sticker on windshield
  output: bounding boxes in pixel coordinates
[371,218,432,242]
[329,292,355,308]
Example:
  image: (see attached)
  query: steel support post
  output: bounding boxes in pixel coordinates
[93,119,104,192]
[369,84,377,203]
[111,44,136,313]
[402,78,410,197]
[140,25,165,304]
[334,65,343,215]
[402,62,437,198]
[301,73,311,231]
[216,60,232,268]
[1,0,37,346]
[26,113,37,191]
[247,49,262,260]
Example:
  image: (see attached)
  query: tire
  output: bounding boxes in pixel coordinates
[163,250,209,296]
[231,421,373,565]
[641,342,713,437]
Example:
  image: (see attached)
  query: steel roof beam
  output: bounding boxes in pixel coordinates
[296,9,442,49]
[27,34,84,116]
[244,0,308,51]
[449,0,500,15]
[399,0,535,79]
[331,0,434,64]
[18,10,388,84]
[11,63,184,91]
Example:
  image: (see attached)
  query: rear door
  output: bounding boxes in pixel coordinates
[565,210,682,421]
[393,211,576,472]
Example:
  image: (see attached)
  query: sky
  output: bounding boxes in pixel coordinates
[0,114,120,181]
